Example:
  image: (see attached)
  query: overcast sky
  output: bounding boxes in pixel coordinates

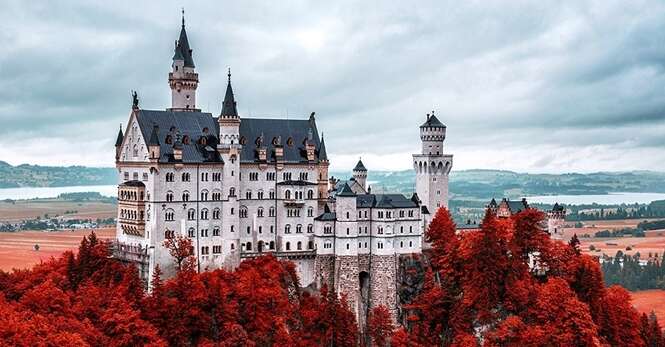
[1,1,664,173]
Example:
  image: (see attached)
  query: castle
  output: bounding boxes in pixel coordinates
[113,17,451,322]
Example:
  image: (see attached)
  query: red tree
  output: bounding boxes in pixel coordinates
[368,305,394,346]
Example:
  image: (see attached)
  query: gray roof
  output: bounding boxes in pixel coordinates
[115,126,124,147]
[135,109,221,163]
[220,75,238,117]
[173,23,195,68]
[238,117,325,164]
[318,136,328,161]
[337,183,356,197]
[505,198,529,213]
[420,114,446,128]
[132,109,326,165]
[314,211,337,221]
[356,194,418,209]
[353,159,367,172]
[148,125,160,146]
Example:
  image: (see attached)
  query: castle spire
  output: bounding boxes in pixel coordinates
[220,68,238,117]
[115,124,124,147]
[318,133,328,161]
[172,10,194,68]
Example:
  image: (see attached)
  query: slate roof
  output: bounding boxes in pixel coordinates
[353,159,367,172]
[135,109,220,163]
[173,22,195,68]
[420,114,446,128]
[356,194,419,209]
[238,117,325,164]
[552,202,565,212]
[504,198,529,213]
[220,75,238,117]
[337,183,356,197]
[115,126,124,147]
[148,125,160,146]
[133,109,326,165]
[318,136,328,161]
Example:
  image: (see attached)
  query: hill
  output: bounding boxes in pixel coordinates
[0,161,116,188]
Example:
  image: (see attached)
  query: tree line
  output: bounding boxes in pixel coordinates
[602,250,665,291]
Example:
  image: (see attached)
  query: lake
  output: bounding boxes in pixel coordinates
[0,185,117,200]
[526,192,665,205]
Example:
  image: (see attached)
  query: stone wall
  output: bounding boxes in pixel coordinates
[335,256,360,317]
[369,254,398,321]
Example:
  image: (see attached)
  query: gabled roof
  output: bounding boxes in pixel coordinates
[420,114,446,128]
[552,203,565,212]
[502,198,529,214]
[315,211,337,221]
[115,126,124,147]
[337,183,356,197]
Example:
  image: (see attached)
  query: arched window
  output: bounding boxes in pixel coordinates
[246,242,252,251]
[285,224,291,234]
[308,207,314,217]
[201,190,209,201]
[296,224,303,233]
[285,190,291,200]
[188,228,195,237]
[269,241,275,250]
[229,187,236,197]
[132,144,138,157]
[164,229,174,239]
[213,208,220,219]
[166,191,174,202]
[182,191,190,202]
[307,190,314,199]
[297,241,302,250]
[239,206,248,218]
[269,206,275,217]
[308,241,314,250]
[307,224,313,233]
[200,209,209,220]
[286,242,291,251]
[257,207,264,217]
[187,209,196,220]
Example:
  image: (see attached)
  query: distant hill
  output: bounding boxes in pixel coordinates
[331,169,665,201]
[0,161,116,188]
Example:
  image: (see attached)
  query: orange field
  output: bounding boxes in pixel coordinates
[0,228,115,271]
[0,199,116,222]
[632,290,665,323]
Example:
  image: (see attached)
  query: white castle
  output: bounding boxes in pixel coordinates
[113,17,452,320]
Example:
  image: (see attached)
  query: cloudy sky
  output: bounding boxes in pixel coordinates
[1,1,664,173]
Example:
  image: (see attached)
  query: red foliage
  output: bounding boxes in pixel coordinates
[162,234,195,272]
[396,206,654,346]
[368,305,394,346]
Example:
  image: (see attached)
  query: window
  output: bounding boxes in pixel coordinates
[267,172,276,181]
[269,207,275,217]
[324,225,332,234]
[324,241,332,249]
[213,227,220,236]
[283,172,292,181]
[258,226,262,234]
[188,228,195,237]
[409,226,413,233]
[307,224,313,233]
[201,246,209,255]
[200,209,208,220]
[182,172,190,182]
[257,191,264,199]
[270,226,274,234]
[213,208,220,219]
[297,241,302,250]
[133,172,138,180]
[285,190,291,200]
[400,210,405,218]
[231,225,235,233]
[246,226,251,234]
[285,224,291,234]
[142,173,148,181]
[166,191,174,202]
[300,172,308,181]
[270,241,275,250]
[296,224,303,233]
[201,190,208,201]
[249,172,259,181]
[346,212,349,219]
[239,207,248,218]
[400,226,404,233]
[165,210,175,221]
[307,190,314,199]
[269,190,275,199]
[201,229,208,237]
[346,243,349,250]
[133,144,138,157]
[245,190,252,199]
[187,209,195,220]
[164,230,174,239]
[378,242,384,249]
[182,191,190,202]
[246,242,252,251]
[286,242,291,251]
[124,172,129,180]
[212,173,221,181]
[257,207,264,217]
[308,207,314,217]
[212,191,221,201]
[308,241,314,250]
[229,187,236,197]
[213,245,221,254]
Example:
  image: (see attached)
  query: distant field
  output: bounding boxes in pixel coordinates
[0,199,116,222]
[632,290,665,323]
[0,228,115,271]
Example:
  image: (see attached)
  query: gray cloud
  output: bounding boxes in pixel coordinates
[0,0,664,173]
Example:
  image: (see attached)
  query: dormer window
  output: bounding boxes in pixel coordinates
[272,137,278,146]
[287,137,294,147]
[165,135,173,145]
[182,135,190,145]
[240,136,246,145]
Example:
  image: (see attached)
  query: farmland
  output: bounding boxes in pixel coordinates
[0,228,115,271]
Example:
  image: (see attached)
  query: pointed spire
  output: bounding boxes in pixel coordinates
[172,10,195,68]
[318,133,328,161]
[220,68,239,117]
[148,124,160,146]
[337,183,356,197]
[115,124,124,147]
[354,158,367,172]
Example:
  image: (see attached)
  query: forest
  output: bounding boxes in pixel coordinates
[1,208,664,346]
[602,251,665,291]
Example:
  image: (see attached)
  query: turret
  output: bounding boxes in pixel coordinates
[352,159,367,192]
[115,125,124,160]
[168,11,199,112]
[218,68,240,147]
[419,111,446,155]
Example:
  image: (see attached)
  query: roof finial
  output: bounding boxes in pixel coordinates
[181,8,185,28]
[432,110,435,116]
[227,67,231,83]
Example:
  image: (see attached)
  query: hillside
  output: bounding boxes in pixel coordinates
[331,169,665,201]
[0,161,116,188]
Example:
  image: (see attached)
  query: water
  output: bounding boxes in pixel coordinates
[0,185,117,200]
[526,192,665,206]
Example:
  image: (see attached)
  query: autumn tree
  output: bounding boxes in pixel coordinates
[368,305,394,347]
[163,234,195,272]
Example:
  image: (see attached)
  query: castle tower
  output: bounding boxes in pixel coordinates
[413,111,453,216]
[352,159,368,192]
[333,183,360,317]
[168,12,199,112]
[547,203,566,240]
[217,69,241,268]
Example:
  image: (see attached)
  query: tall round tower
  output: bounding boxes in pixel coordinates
[413,112,453,216]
